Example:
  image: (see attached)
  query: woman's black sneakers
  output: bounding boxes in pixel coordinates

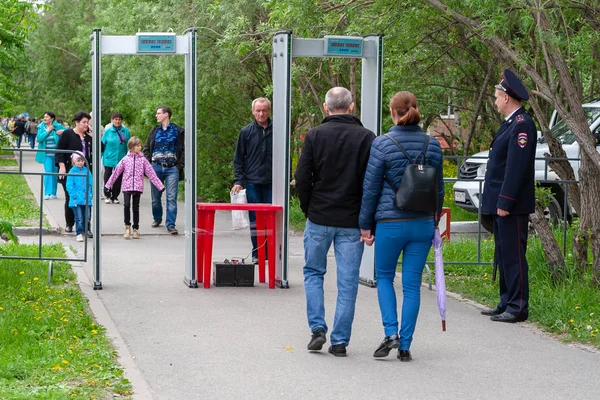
[373,334,400,358]
[398,350,412,362]
[328,344,347,357]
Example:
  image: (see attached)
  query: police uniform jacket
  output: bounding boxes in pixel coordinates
[481,107,537,215]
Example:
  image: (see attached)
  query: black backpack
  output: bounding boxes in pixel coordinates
[384,134,438,213]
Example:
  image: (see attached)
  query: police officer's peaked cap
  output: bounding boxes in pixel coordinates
[495,69,529,101]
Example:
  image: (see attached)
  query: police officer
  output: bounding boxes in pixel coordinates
[480,69,537,323]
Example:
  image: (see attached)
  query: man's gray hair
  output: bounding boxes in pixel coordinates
[252,97,271,110]
[325,87,353,112]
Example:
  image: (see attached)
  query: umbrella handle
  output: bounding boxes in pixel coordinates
[442,320,446,332]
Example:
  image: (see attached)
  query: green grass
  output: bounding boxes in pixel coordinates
[288,196,306,232]
[0,167,43,227]
[442,181,479,222]
[0,158,18,166]
[414,228,600,348]
[442,160,478,222]
[0,243,133,399]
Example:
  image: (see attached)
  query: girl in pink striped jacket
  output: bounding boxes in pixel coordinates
[106,136,165,239]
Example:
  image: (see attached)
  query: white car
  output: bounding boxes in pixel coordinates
[453,99,600,231]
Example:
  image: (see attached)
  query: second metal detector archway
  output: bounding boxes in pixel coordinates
[90,29,198,289]
[272,31,383,288]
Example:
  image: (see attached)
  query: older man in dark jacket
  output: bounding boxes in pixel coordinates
[295,87,375,357]
[231,98,273,262]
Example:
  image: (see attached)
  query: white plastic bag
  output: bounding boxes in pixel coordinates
[231,189,250,230]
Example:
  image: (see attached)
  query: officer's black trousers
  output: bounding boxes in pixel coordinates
[493,214,529,319]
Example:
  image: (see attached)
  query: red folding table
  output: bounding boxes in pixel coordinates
[196,203,283,288]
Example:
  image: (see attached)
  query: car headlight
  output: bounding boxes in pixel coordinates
[477,164,487,177]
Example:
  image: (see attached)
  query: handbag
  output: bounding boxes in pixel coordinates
[384,134,438,213]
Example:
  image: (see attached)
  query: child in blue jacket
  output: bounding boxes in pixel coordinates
[66,152,93,242]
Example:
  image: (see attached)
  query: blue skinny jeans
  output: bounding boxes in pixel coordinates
[375,218,434,350]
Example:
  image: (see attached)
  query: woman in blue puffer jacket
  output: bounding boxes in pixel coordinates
[359,91,444,362]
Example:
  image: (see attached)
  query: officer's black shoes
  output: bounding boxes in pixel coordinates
[481,307,504,316]
[373,334,400,358]
[307,328,326,351]
[490,312,521,323]
[397,350,412,362]
[328,344,347,357]
[65,225,73,233]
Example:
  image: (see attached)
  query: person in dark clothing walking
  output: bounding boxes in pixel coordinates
[26,117,38,149]
[295,87,375,357]
[12,117,26,148]
[231,98,273,262]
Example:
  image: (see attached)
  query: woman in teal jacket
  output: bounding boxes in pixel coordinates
[101,112,130,204]
[36,112,67,199]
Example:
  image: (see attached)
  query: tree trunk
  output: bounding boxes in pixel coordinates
[350,59,358,115]
[463,62,494,156]
[577,150,600,281]
[572,230,588,274]
[530,203,566,280]
[528,97,581,215]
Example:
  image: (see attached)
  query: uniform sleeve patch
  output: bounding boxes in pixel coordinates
[516,114,525,123]
[517,133,528,148]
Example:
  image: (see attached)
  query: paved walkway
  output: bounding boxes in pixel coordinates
[14,149,600,400]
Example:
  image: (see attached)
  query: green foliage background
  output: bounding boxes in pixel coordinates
[2,0,599,202]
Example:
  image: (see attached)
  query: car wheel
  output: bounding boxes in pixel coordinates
[545,193,570,226]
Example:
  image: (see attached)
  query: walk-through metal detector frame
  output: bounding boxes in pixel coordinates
[90,29,198,289]
[272,31,383,288]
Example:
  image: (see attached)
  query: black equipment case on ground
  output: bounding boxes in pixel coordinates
[213,261,255,287]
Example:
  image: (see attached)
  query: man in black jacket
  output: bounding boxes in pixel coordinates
[295,87,375,357]
[231,98,273,262]
[143,106,185,235]
[12,117,26,149]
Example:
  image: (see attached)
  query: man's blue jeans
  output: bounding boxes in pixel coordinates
[72,205,91,236]
[374,218,434,351]
[151,164,179,229]
[303,219,364,346]
[245,183,272,258]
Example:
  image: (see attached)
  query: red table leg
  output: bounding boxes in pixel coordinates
[255,211,266,283]
[266,211,277,289]
[202,211,215,288]
[196,208,204,284]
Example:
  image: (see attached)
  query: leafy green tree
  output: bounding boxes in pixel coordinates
[422,0,600,281]
[0,0,38,115]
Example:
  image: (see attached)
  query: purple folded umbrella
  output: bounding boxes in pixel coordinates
[433,229,446,331]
